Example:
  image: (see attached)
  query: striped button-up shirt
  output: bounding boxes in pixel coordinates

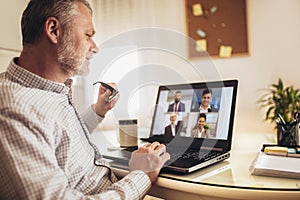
[0,58,151,199]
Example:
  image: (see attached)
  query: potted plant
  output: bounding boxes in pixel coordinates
[258,78,300,146]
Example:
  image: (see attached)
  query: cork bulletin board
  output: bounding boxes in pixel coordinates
[186,0,248,58]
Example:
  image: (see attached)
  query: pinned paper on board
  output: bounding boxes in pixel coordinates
[219,45,232,58]
[196,39,207,52]
[192,3,203,16]
[196,29,206,38]
[210,6,217,14]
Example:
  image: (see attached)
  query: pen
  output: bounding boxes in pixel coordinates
[294,111,300,123]
[93,81,119,103]
[276,113,288,133]
[277,113,286,125]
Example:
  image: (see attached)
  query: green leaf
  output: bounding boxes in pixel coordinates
[258,78,300,124]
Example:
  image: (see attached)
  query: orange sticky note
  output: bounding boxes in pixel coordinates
[192,3,203,16]
[219,45,233,58]
[196,40,207,52]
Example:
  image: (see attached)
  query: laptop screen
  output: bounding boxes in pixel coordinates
[149,80,238,151]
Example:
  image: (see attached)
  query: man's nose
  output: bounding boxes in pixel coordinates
[91,40,98,54]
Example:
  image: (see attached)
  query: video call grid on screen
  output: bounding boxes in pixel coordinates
[151,84,234,140]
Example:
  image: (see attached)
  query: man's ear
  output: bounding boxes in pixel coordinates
[44,17,60,44]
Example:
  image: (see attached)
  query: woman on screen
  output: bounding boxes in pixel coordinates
[191,113,211,138]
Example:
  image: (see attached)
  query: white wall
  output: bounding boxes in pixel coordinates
[0,0,28,72]
[1,0,299,133]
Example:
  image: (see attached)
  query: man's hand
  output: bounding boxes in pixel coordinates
[129,142,170,183]
[93,82,119,117]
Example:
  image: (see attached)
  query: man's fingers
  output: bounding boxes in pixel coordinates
[150,142,161,150]
[161,152,171,163]
[129,142,170,173]
[133,143,150,153]
[135,142,166,155]
[154,144,167,156]
[143,143,151,148]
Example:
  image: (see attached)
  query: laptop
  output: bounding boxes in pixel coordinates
[103,79,238,173]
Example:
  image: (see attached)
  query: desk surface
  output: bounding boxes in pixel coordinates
[91,130,300,200]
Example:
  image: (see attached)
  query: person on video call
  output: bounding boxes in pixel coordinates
[191,113,210,138]
[167,90,185,112]
[0,0,170,199]
[192,88,218,113]
[164,112,182,137]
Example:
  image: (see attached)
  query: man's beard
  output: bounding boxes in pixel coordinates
[78,59,90,76]
[57,32,87,77]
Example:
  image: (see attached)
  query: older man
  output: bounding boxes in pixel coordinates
[0,0,169,199]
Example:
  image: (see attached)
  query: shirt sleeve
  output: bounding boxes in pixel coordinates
[0,110,151,200]
[101,171,151,199]
[81,105,104,133]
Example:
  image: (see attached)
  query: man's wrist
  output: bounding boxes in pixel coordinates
[146,171,159,184]
[92,104,105,118]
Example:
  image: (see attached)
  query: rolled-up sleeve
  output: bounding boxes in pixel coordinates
[81,105,104,133]
[103,171,151,199]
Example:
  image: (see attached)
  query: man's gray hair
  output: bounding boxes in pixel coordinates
[21,0,92,45]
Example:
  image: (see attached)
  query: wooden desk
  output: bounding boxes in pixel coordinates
[91,131,300,200]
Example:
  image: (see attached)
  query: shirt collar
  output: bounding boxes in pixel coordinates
[200,104,211,111]
[7,58,71,94]
[198,128,205,133]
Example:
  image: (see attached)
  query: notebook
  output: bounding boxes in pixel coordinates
[249,152,300,179]
[104,79,238,173]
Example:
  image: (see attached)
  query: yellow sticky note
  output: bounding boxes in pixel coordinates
[195,40,207,52]
[192,3,203,16]
[219,45,233,58]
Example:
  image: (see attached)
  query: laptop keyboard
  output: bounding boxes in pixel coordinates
[123,146,224,169]
[124,146,222,161]
[182,150,221,160]
[170,150,221,160]
[165,149,223,168]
